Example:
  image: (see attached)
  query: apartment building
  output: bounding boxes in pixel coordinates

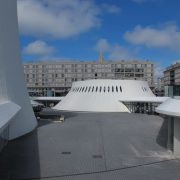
[164,62,180,96]
[24,59,154,96]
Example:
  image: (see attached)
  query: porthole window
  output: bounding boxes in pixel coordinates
[104,86,106,92]
[88,87,91,92]
[96,86,98,92]
[116,86,118,92]
[112,86,114,92]
[99,86,102,92]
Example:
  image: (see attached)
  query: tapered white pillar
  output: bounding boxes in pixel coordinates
[174,118,180,157]
[0,0,37,139]
[156,98,180,157]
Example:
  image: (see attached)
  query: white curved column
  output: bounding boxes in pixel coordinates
[156,98,180,157]
[0,0,37,139]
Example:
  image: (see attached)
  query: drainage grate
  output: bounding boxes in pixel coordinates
[92,155,103,159]
[61,152,71,155]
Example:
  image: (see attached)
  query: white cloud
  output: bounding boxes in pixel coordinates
[17,0,121,39]
[154,63,163,79]
[23,40,55,56]
[95,39,134,60]
[124,24,180,52]
[101,4,121,14]
[109,45,133,60]
[95,38,110,52]
[17,0,101,39]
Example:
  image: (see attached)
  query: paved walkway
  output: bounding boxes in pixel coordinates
[0,112,180,180]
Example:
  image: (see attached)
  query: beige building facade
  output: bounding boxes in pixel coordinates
[24,60,154,96]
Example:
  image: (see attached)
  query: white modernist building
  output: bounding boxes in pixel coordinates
[0,0,37,144]
[54,79,161,112]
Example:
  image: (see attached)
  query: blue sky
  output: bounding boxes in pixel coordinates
[18,0,180,71]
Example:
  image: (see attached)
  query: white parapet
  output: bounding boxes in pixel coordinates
[0,0,37,139]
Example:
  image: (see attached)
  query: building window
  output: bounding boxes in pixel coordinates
[96,86,98,92]
[88,87,91,92]
[120,86,122,92]
[85,87,88,92]
[99,86,102,92]
[82,87,85,92]
[104,87,106,92]
[112,86,114,92]
[92,86,94,92]
[116,86,118,92]
[108,86,110,92]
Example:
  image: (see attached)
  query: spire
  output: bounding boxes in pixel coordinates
[99,51,105,64]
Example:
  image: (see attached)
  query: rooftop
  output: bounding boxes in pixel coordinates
[164,62,180,71]
[23,60,153,65]
[1,111,180,180]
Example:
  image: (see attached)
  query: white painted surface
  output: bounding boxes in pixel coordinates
[54,79,156,112]
[0,101,21,132]
[156,98,180,117]
[0,0,37,139]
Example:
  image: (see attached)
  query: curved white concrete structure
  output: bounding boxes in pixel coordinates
[0,0,37,140]
[156,98,180,157]
[156,98,180,117]
[54,79,155,112]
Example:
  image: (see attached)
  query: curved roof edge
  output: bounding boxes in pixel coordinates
[156,98,180,117]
